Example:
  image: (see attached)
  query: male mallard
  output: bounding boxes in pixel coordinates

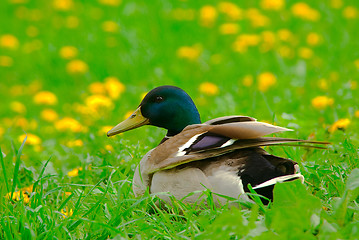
[108,86,326,205]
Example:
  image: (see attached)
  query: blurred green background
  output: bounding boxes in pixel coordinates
[0,0,359,238]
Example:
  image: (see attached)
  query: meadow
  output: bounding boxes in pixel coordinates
[1,0,359,238]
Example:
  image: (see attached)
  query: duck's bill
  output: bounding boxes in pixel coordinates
[107,107,150,137]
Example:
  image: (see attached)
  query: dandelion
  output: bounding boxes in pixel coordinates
[102,21,119,32]
[298,47,313,59]
[98,0,121,6]
[306,33,321,46]
[105,144,114,152]
[329,118,350,132]
[0,34,19,50]
[277,29,293,42]
[104,77,126,99]
[53,0,73,11]
[66,59,89,75]
[343,6,358,19]
[26,26,39,37]
[258,72,277,92]
[33,91,58,105]
[89,82,106,95]
[85,95,113,113]
[41,109,59,122]
[330,0,343,9]
[218,2,243,21]
[23,39,43,54]
[18,133,42,145]
[354,110,359,118]
[260,0,285,11]
[0,127,5,138]
[242,75,253,87]
[0,56,13,67]
[199,82,219,96]
[65,16,79,29]
[260,31,276,52]
[67,167,83,177]
[311,96,334,109]
[219,23,239,35]
[59,46,78,59]
[291,3,320,21]
[354,60,359,69]
[98,126,113,135]
[10,101,26,114]
[245,8,270,28]
[5,186,32,204]
[233,34,261,53]
[61,207,74,218]
[177,45,201,61]
[66,139,83,147]
[318,79,328,90]
[55,117,84,132]
[199,5,217,27]
[171,8,195,21]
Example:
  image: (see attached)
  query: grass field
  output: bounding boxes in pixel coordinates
[1,0,359,238]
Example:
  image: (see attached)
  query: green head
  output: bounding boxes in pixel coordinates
[107,86,201,137]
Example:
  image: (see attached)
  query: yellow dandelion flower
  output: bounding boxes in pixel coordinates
[0,56,13,67]
[59,46,78,59]
[102,21,119,33]
[124,110,135,120]
[10,101,26,114]
[18,133,42,145]
[311,96,334,109]
[258,72,277,92]
[104,77,126,99]
[66,139,83,147]
[65,16,79,29]
[177,45,201,61]
[278,46,294,58]
[33,91,58,105]
[22,39,43,54]
[85,95,114,112]
[218,2,243,21]
[246,9,270,28]
[260,0,285,11]
[328,118,350,132]
[26,26,39,37]
[55,117,84,132]
[67,167,83,177]
[53,0,73,11]
[0,127,5,138]
[354,110,359,118]
[98,126,113,135]
[61,207,74,218]
[306,33,321,46]
[291,3,320,21]
[0,34,19,50]
[98,0,121,6]
[219,23,239,35]
[318,78,328,90]
[242,75,253,87]
[5,190,30,204]
[354,59,359,69]
[41,109,59,122]
[171,8,195,21]
[330,0,343,9]
[66,59,89,75]
[89,82,106,95]
[277,29,293,42]
[105,144,114,152]
[199,5,217,27]
[298,47,313,59]
[13,117,28,129]
[199,82,219,96]
[349,81,357,90]
[343,6,358,19]
[64,192,72,196]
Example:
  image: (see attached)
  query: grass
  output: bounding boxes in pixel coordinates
[1,0,359,238]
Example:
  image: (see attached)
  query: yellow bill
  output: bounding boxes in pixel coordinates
[107,107,150,137]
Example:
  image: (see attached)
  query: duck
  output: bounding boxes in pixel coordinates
[107,85,327,205]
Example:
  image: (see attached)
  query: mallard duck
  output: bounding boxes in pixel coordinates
[107,86,327,205]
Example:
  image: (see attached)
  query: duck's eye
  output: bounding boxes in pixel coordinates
[155,96,164,103]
